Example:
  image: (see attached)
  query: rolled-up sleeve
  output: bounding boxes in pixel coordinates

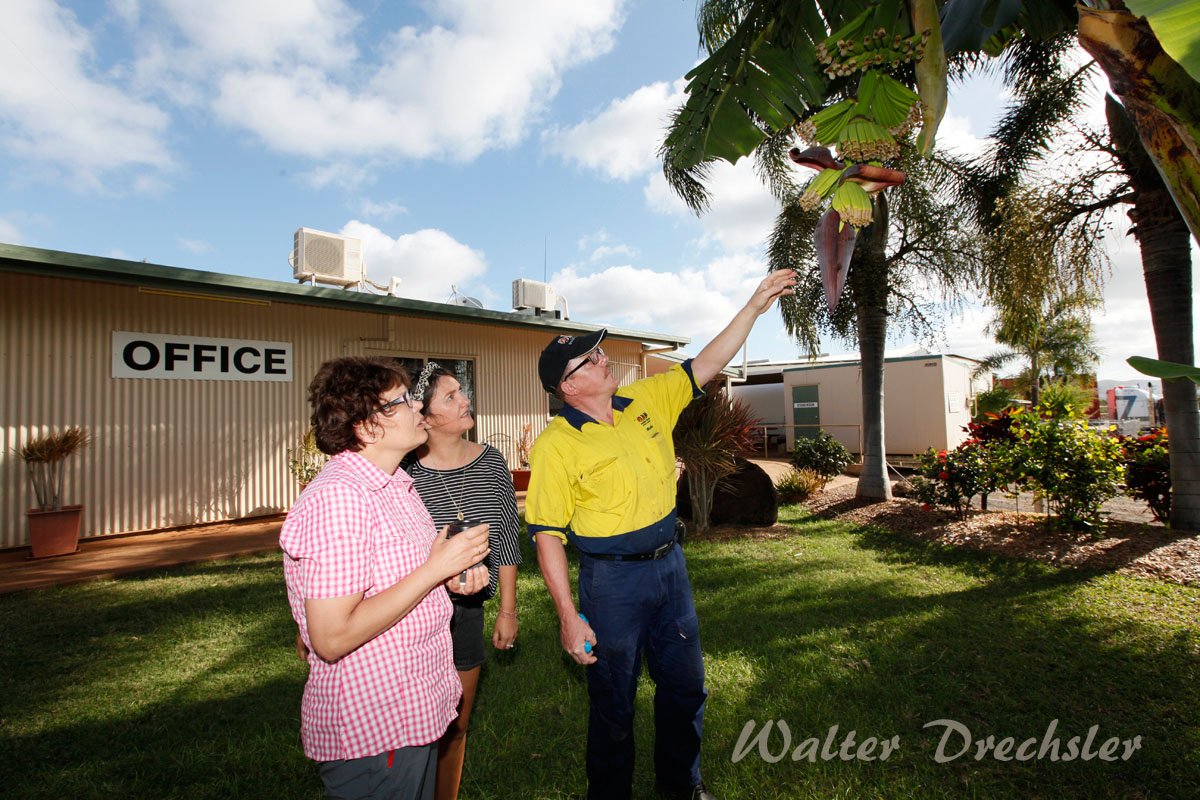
[280,485,374,599]
[525,437,574,545]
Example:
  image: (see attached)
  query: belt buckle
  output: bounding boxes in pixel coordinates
[652,540,672,559]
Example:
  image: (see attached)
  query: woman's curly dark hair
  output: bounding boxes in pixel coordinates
[308,356,409,455]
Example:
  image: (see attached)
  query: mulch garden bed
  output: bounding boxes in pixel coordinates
[800,484,1200,586]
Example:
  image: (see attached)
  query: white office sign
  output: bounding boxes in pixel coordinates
[112,331,292,382]
[794,402,819,409]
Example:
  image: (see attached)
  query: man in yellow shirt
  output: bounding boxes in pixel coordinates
[526,269,797,800]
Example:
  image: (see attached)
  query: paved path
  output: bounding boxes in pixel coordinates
[0,516,285,595]
[0,494,527,594]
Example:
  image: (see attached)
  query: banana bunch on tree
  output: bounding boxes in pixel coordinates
[814,0,931,78]
[789,70,914,312]
[783,0,947,314]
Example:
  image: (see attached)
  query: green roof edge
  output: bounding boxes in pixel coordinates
[0,242,690,347]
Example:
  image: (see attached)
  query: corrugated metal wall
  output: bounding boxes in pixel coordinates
[1,273,647,548]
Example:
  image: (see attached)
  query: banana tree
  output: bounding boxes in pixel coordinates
[665,0,1200,244]
[662,0,949,498]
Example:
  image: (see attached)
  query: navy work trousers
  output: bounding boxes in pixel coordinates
[578,544,707,800]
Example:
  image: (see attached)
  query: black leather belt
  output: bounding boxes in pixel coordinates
[583,540,675,562]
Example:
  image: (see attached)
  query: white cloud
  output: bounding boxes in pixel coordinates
[645,158,780,254]
[359,199,408,220]
[551,257,771,346]
[578,230,611,249]
[0,217,21,243]
[341,220,487,302]
[548,78,685,181]
[0,0,172,186]
[590,244,637,262]
[177,237,212,254]
[205,1,626,161]
[155,0,359,69]
[303,161,377,191]
[933,112,989,160]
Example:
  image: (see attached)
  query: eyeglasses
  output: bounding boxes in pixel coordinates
[560,348,605,385]
[373,392,415,417]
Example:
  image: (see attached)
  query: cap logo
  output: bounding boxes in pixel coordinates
[557,336,572,345]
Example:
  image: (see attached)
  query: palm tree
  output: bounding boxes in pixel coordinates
[768,150,981,498]
[973,292,1102,406]
[661,0,1200,515]
[959,31,1200,527]
[664,2,985,499]
[661,0,1200,246]
[1105,96,1200,528]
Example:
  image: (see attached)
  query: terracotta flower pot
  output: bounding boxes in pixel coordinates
[511,469,531,491]
[26,505,83,558]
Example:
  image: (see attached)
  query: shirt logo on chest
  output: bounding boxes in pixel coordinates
[636,412,655,434]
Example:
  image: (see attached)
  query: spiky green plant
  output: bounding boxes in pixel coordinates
[19,427,90,511]
[674,381,762,533]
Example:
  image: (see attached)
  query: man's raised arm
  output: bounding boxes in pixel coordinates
[691,269,797,386]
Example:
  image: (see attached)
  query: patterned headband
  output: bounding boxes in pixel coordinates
[412,361,441,403]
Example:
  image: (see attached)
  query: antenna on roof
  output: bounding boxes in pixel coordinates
[447,285,484,309]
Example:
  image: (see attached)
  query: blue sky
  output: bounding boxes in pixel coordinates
[1,0,1192,382]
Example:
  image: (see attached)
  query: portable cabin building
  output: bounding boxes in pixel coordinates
[0,243,689,549]
[732,350,991,459]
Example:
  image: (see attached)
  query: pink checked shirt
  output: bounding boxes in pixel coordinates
[280,450,460,761]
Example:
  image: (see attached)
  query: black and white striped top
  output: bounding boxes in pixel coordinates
[403,443,521,603]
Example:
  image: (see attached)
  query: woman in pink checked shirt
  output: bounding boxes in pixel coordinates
[281,356,491,800]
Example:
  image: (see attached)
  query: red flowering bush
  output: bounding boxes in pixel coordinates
[909,411,1016,519]
[1119,428,1170,522]
[909,441,1005,520]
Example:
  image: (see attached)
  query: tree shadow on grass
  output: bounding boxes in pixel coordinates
[682,531,1199,800]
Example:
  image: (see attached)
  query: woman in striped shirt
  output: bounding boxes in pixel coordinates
[403,362,522,800]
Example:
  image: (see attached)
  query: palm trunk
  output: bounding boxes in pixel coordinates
[855,194,892,500]
[1029,351,1041,408]
[1133,195,1200,529]
[1079,5,1200,248]
[1108,95,1200,529]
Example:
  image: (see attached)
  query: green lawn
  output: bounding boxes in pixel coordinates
[1,506,1196,799]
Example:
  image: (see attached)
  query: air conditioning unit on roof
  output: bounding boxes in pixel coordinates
[512,278,557,310]
[293,228,363,287]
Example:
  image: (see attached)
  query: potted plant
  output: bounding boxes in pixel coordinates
[287,429,328,490]
[511,424,533,490]
[21,426,90,558]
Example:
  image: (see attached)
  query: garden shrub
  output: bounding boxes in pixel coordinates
[1036,380,1094,419]
[1120,427,1170,522]
[972,386,1018,421]
[790,431,853,479]
[776,468,826,504]
[909,440,1006,520]
[1007,408,1124,530]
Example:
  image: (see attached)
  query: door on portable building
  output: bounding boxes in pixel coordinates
[791,385,820,442]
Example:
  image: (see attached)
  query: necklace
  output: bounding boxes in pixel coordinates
[434,463,469,521]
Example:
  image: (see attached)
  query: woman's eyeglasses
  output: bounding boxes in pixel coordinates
[560,348,605,385]
[373,393,414,417]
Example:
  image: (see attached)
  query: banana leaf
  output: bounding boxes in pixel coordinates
[1127,355,1200,384]
[1124,0,1200,84]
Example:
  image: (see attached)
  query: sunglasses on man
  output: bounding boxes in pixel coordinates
[560,347,605,386]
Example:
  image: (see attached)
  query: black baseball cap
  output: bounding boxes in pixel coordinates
[538,328,607,393]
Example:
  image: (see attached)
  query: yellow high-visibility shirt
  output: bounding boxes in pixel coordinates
[526,360,703,555]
